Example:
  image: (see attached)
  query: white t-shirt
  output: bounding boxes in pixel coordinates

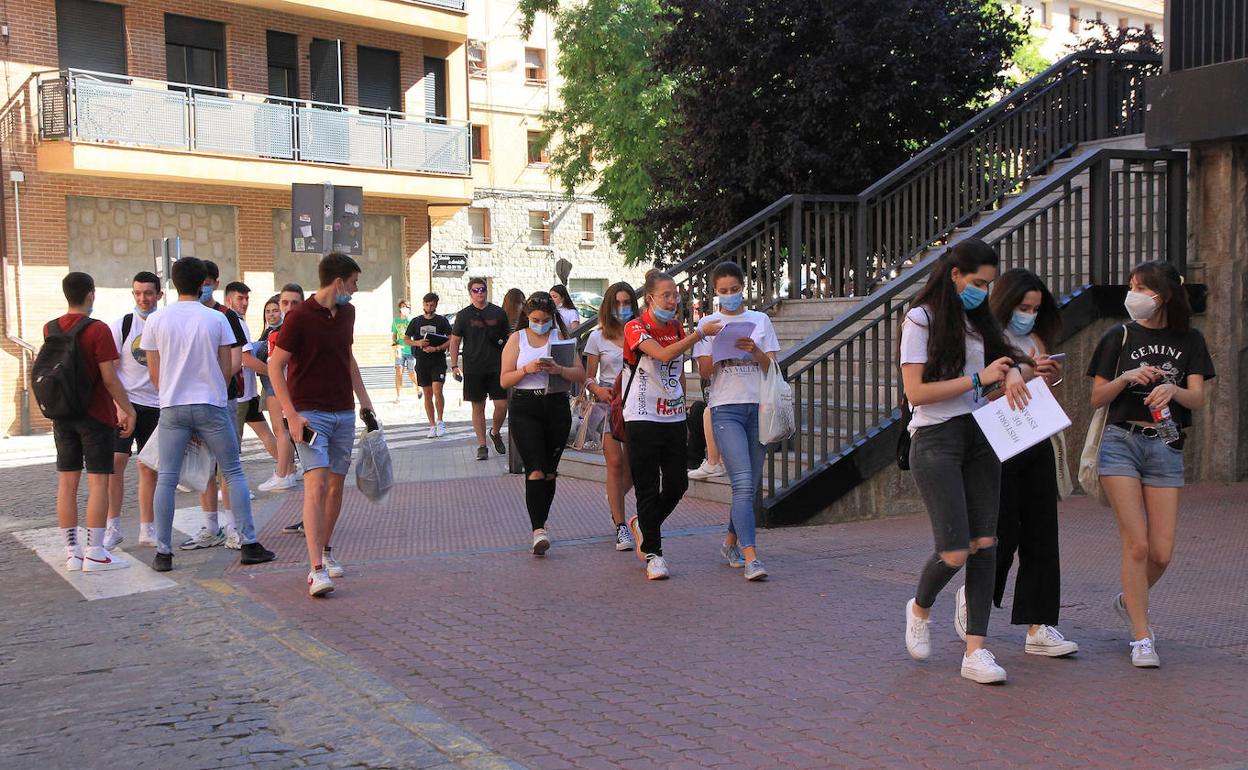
[1006,329,1041,358]
[694,309,781,408]
[237,317,258,401]
[583,329,624,386]
[558,307,581,330]
[622,314,686,423]
[140,301,233,409]
[899,306,985,432]
[109,311,160,408]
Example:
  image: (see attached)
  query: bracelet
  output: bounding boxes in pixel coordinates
[972,373,983,402]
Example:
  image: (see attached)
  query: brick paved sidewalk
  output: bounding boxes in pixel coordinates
[230,479,1248,769]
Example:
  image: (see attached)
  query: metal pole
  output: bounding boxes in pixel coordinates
[322,181,334,255]
[1165,155,1188,275]
[1088,156,1111,285]
[13,178,30,435]
[787,196,803,300]
[852,199,869,296]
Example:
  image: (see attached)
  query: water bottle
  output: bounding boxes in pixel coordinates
[1149,405,1181,443]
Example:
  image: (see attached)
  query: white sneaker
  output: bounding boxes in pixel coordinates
[614,524,634,552]
[82,545,130,572]
[955,585,968,642]
[65,547,83,572]
[687,461,725,480]
[1130,637,1160,668]
[224,525,241,550]
[103,524,124,550]
[645,554,670,580]
[307,568,335,597]
[905,599,931,661]
[180,527,225,550]
[323,551,344,578]
[258,473,296,492]
[532,529,551,556]
[436,421,447,437]
[1025,625,1079,657]
[961,648,1007,684]
[427,425,439,439]
[138,525,157,547]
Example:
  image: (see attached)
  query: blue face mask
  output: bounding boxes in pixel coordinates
[652,306,676,323]
[959,283,987,311]
[1008,309,1037,336]
[335,293,352,306]
[615,306,634,322]
[199,284,214,303]
[718,292,744,312]
[135,305,153,319]
[530,319,553,335]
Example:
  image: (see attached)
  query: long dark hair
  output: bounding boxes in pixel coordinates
[990,268,1062,352]
[549,284,573,310]
[518,291,569,338]
[909,238,1013,382]
[1130,260,1190,332]
[502,287,526,331]
[597,281,638,341]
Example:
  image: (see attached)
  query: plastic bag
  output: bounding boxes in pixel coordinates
[568,394,607,451]
[758,364,795,445]
[136,426,213,493]
[355,426,394,502]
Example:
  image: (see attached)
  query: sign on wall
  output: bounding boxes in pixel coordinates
[432,252,468,275]
[290,183,364,255]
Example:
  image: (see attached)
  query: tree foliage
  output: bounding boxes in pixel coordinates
[1071,19,1164,56]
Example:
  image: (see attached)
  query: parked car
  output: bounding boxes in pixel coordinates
[570,291,603,320]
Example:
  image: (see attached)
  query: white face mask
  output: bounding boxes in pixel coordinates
[1124,290,1159,321]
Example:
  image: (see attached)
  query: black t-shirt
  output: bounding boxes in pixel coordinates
[405,314,452,361]
[1086,322,1216,428]
[451,303,509,373]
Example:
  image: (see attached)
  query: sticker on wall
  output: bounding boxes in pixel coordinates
[294,237,305,251]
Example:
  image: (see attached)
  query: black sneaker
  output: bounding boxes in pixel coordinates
[281,520,305,535]
[239,542,277,565]
[490,432,506,455]
[476,445,488,461]
[152,552,173,572]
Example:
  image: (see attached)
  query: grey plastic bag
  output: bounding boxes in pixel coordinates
[355,426,394,502]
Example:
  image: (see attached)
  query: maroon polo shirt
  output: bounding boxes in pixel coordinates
[275,296,356,412]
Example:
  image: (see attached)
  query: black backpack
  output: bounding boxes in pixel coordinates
[33,316,98,420]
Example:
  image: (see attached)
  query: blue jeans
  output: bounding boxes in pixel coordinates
[712,402,763,549]
[153,404,256,554]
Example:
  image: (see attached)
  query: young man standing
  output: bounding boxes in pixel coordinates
[269,252,376,597]
[141,257,275,572]
[405,292,452,439]
[391,301,419,403]
[47,272,137,571]
[227,281,280,480]
[105,271,163,548]
[449,278,509,461]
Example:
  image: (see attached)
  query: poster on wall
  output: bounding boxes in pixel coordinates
[290,183,364,256]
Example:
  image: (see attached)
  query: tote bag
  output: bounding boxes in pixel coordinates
[758,364,795,445]
[136,427,214,493]
[1077,325,1128,505]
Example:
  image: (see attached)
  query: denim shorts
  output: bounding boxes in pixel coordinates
[296,409,355,476]
[1098,424,1184,488]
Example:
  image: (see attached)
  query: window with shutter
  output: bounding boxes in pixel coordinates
[469,208,491,244]
[581,213,594,242]
[165,14,226,89]
[529,211,550,246]
[56,0,127,76]
[468,41,487,77]
[310,39,343,105]
[267,31,299,99]
[358,46,401,115]
[471,125,489,161]
[524,49,546,83]
[423,56,448,124]
[527,131,549,165]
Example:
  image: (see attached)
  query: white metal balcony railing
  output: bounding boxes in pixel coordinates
[37,69,471,177]
[408,0,466,9]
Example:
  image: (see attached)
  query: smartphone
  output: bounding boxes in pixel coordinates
[301,424,318,444]
[539,356,556,365]
[1046,353,1067,362]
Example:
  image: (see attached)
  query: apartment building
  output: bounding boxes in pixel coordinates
[427,0,645,309]
[1019,0,1164,60]
[0,0,471,433]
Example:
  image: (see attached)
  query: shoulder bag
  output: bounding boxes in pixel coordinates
[1078,325,1129,505]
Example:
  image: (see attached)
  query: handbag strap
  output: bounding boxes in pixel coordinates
[1112,323,1129,378]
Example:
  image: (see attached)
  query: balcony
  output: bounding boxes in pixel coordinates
[36,70,472,204]
[223,0,466,40]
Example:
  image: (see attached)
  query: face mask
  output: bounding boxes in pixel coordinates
[718,292,744,312]
[615,306,634,322]
[400,309,409,318]
[959,283,987,311]
[1124,290,1158,321]
[652,306,676,323]
[336,293,352,306]
[1008,309,1037,336]
[199,284,214,303]
[530,319,553,335]
[135,305,153,319]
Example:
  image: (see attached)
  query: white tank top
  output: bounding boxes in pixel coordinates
[515,327,562,390]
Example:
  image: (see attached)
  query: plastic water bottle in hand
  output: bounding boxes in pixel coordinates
[1149,405,1181,443]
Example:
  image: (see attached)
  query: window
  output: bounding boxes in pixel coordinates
[358,46,401,114]
[580,212,594,242]
[468,41,487,77]
[527,131,549,165]
[310,38,343,105]
[267,31,298,99]
[423,56,448,124]
[1068,7,1081,34]
[166,14,226,89]
[529,211,550,246]
[471,125,489,161]
[1038,1,1050,27]
[57,0,127,75]
[569,278,607,296]
[468,208,491,245]
[524,48,547,83]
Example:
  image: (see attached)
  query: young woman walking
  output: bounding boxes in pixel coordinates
[901,239,1030,684]
[693,262,779,581]
[256,295,298,493]
[1087,260,1213,668]
[502,287,527,333]
[549,284,581,332]
[584,282,640,551]
[622,270,721,580]
[952,268,1079,656]
[500,292,585,555]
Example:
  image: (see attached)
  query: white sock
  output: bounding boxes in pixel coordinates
[87,527,105,548]
[140,522,155,537]
[219,510,236,531]
[62,526,78,550]
[203,511,219,532]
[106,517,120,530]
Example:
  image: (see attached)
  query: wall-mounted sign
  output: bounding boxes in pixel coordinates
[291,183,364,255]
[432,253,468,275]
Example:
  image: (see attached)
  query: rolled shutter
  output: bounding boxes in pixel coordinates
[357,46,401,113]
[56,0,127,75]
[310,39,343,105]
[423,56,447,123]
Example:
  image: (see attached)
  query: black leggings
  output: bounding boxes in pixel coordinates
[995,439,1061,625]
[510,391,571,530]
[625,420,688,557]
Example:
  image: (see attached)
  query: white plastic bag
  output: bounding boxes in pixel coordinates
[355,426,394,502]
[136,427,213,493]
[758,364,795,445]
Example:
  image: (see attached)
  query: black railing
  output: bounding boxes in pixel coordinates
[764,148,1187,515]
[1168,0,1248,71]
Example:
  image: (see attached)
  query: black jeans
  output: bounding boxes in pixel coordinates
[995,438,1061,626]
[625,420,688,557]
[686,400,708,469]
[510,391,571,529]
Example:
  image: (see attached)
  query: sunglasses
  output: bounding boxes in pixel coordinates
[470,287,486,294]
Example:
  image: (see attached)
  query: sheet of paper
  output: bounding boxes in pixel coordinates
[710,321,756,364]
[972,378,1072,463]
[545,339,579,394]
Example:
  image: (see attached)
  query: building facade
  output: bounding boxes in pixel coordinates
[426,0,646,310]
[0,0,472,434]
[1017,0,1164,61]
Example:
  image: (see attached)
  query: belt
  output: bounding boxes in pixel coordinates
[513,387,553,396]
[1111,422,1163,439]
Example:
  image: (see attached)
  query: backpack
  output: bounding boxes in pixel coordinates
[121,312,135,342]
[33,316,97,420]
